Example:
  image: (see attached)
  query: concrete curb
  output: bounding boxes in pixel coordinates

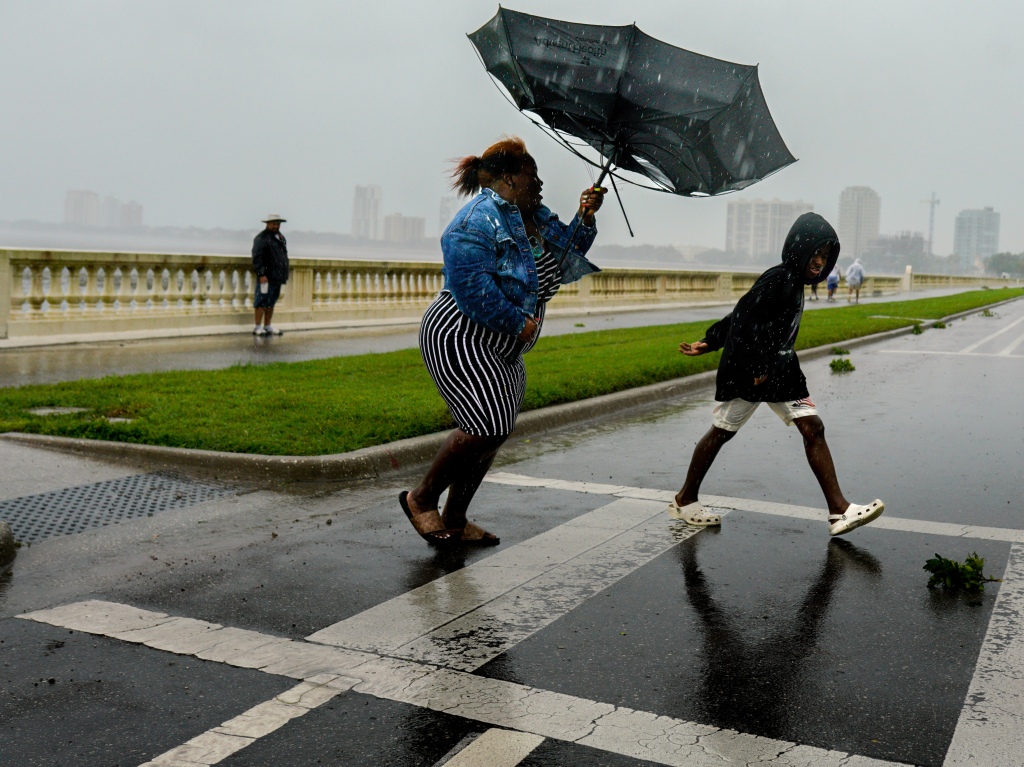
[2,297,1019,483]
[0,521,15,571]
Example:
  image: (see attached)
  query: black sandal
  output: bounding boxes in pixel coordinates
[400,492,454,548]
[447,521,500,547]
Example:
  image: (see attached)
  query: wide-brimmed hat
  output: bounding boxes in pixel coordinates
[262,214,287,223]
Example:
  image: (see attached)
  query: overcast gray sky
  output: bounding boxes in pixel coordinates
[1,1,1021,255]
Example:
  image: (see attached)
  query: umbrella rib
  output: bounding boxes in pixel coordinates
[497,9,533,106]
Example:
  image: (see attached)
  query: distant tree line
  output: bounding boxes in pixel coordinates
[984,252,1024,277]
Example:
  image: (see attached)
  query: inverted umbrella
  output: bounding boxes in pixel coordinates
[468,8,797,203]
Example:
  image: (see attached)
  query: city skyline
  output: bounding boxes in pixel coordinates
[2,3,1022,256]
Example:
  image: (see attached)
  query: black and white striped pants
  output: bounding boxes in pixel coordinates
[419,291,545,437]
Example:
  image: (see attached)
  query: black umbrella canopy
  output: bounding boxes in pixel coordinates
[469,8,797,197]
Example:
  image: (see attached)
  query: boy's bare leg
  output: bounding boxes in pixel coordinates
[794,415,850,515]
[675,425,735,507]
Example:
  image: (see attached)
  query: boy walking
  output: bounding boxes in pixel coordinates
[670,213,883,536]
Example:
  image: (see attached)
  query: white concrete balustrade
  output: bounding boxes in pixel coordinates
[0,248,1017,343]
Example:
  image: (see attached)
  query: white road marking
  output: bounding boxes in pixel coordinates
[878,349,1024,358]
[485,473,1024,543]
[139,676,350,767]
[28,467,1021,766]
[309,498,701,671]
[943,543,1024,767]
[18,599,913,767]
[441,729,544,767]
[996,330,1024,356]
[959,313,1024,353]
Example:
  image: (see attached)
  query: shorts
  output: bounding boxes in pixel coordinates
[253,281,282,308]
[712,396,818,432]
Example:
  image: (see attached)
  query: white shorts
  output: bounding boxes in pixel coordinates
[712,396,818,432]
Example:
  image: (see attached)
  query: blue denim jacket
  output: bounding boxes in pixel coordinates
[440,188,600,336]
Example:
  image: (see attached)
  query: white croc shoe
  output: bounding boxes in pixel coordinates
[667,501,721,527]
[829,499,885,536]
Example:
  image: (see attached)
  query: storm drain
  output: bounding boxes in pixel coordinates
[0,472,241,544]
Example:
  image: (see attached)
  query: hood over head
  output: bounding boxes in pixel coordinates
[781,212,840,285]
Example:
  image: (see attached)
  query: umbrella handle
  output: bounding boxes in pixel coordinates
[594,153,615,188]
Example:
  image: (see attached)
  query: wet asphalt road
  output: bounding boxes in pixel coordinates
[0,297,1022,766]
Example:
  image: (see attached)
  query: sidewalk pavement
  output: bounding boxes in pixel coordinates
[0,286,977,388]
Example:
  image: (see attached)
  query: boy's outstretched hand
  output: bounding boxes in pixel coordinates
[679,341,708,356]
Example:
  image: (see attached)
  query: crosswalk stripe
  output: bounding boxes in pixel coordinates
[439,729,544,767]
[17,598,913,767]
[942,543,1024,766]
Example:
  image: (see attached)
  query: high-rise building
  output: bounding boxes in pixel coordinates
[101,195,121,228]
[726,198,813,261]
[439,196,460,236]
[837,186,881,260]
[352,185,382,240]
[64,190,101,227]
[953,207,1000,272]
[382,213,425,243]
[120,200,143,228]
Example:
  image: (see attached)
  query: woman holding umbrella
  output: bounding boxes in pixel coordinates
[400,136,605,547]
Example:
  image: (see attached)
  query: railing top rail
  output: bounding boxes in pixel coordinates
[1,248,1015,284]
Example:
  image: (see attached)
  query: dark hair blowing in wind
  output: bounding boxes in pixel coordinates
[450,136,533,197]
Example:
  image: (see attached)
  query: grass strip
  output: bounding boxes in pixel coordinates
[0,288,1020,456]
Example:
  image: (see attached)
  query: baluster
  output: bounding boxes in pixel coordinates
[157,268,170,309]
[373,273,384,304]
[96,267,114,313]
[109,267,123,312]
[343,271,354,305]
[66,267,83,312]
[353,272,363,304]
[125,268,138,311]
[140,268,153,310]
[80,266,99,313]
[311,270,321,307]
[233,269,247,309]
[242,271,253,309]
[167,268,182,309]
[195,269,209,310]
[324,271,335,305]
[11,265,29,314]
[40,266,59,315]
[180,269,196,310]
[24,265,45,316]
[216,269,228,308]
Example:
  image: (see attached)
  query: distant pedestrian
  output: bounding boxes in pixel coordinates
[809,281,819,301]
[251,215,289,335]
[845,258,865,303]
[401,136,605,548]
[826,265,840,302]
[671,213,884,537]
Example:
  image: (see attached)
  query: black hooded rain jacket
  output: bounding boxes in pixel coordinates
[701,212,840,403]
[251,229,290,284]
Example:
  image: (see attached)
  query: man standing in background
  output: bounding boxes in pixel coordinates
[251,214,289,335]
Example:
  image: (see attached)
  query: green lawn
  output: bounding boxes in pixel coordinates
[0,288,1019,456]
